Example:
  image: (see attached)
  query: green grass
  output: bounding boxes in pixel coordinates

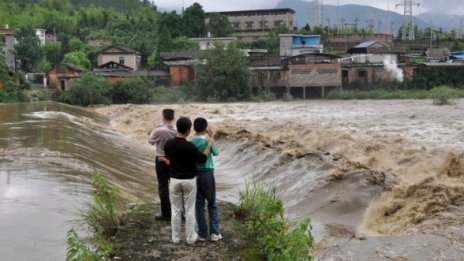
[235,181,313,261]
[66,173,122,261]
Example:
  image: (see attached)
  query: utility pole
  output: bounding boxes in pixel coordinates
[354,17,360,32]
[396,0,420,41]
[460,17,463,39]
[378,20,382,33]
[366,18,374,34]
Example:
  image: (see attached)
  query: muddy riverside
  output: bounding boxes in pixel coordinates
[2,100,464,260]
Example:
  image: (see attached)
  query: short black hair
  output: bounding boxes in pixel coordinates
[176,117,192,135]
[193,117,208,132]
[162,109,174,121]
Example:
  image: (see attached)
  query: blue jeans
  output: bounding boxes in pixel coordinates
[196,170,219,238]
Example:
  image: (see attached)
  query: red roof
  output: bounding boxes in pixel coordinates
[0,28,16,34]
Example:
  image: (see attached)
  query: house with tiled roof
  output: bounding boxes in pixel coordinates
[97,45,141,71]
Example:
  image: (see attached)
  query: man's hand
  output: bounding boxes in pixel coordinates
[206,129,214,145]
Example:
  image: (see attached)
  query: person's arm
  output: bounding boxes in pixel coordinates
[148,128,159,145]
[207,129,218,156]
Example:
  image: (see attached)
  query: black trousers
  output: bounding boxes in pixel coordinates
[155,159,171,217]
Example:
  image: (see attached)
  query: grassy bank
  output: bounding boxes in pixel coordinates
[235,181,314,261]
[66,173,121,261]
[327,86,464,103]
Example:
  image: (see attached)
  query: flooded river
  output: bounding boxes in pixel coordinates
[2,100,464,260]
[0,102,154,260]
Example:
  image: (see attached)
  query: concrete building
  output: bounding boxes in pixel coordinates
[251,53,342,98]
[36,29,46,46]
[205,8,295,42]
[0,28,16,69]
[97,46,141,71]
[279,34,323,56]
[342,41,407,88]
[189,37,237,50]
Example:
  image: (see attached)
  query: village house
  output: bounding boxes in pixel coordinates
[160,51,201,86]
[47,63,83,91]
[97,46,142,71]
[250,53,342,99]
[423,48,451,62]
[92,61,170,85]
[342,40,407,87]
[279,34,323,56]
[0,27,16,69]
[205,8,295,42]
[189,37,237,50]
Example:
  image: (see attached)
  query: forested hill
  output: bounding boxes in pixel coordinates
[0,0,145,13]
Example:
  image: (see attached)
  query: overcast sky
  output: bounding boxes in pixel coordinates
[154,0,464,15]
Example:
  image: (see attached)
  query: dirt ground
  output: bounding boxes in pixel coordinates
[112,203,260,261]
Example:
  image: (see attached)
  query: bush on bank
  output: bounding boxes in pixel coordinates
[235,181,313,261]
[67,173,122,261]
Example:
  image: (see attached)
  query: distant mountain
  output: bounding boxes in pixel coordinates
[417,12,463,31]
[276,0,458,32]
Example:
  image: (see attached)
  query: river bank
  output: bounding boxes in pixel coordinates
[91,100,464,259]
[112,203,259,260]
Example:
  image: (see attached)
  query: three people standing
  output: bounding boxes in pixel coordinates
[149,110,221,245]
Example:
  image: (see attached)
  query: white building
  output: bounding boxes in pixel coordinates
[36,29,46,46]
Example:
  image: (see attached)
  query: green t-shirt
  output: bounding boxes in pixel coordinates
[191,135,218,170]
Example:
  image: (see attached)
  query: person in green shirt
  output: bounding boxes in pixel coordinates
[191,117,221,241]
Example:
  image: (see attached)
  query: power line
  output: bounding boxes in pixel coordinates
[396,0,420,41]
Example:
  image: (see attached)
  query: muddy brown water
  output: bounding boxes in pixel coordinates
[3,101,464,260]
[0,102,154,260]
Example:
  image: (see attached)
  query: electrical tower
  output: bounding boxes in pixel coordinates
[396,0,420,41]
[311,0,323,28]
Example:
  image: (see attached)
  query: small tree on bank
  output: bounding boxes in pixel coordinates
[59,73,111,106]
[193,43,251,101]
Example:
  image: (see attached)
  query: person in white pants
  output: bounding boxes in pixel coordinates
[164,117,214,245]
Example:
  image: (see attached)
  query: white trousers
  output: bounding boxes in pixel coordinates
[169,177,198,244]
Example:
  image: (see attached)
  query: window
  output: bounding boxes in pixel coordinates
[259,21,268,27]
[358,70,367,78]
[245,21,255,28]
[342,70,348,78]
[274,20,284,27]
[60,80,65,90]
[119,56,125,65]
[233,22,240,28]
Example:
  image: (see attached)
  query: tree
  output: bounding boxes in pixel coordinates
[112,77,154,104]
[158,11,183,38]
[41,0,72,12]
[59,73,112,106]
[171,36,199,51]
[15,26,44,72]
[62,51,91,69]
[69,37,84,52]
[0,56,29,102]
[43,41,63,65]
[208,13,233,37]
[194,43,251,101]
[182,3,206,37]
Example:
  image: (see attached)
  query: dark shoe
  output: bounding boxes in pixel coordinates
[155,213,170,221]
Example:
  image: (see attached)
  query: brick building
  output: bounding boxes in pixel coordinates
[251,53,342,98]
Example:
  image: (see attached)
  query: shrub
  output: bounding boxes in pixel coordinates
[151,86,188,103]
[112,78,155,104]
[429,85,460,105]
[67,173,121,260]
[59,73,112,106]
[235,181,313,261]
